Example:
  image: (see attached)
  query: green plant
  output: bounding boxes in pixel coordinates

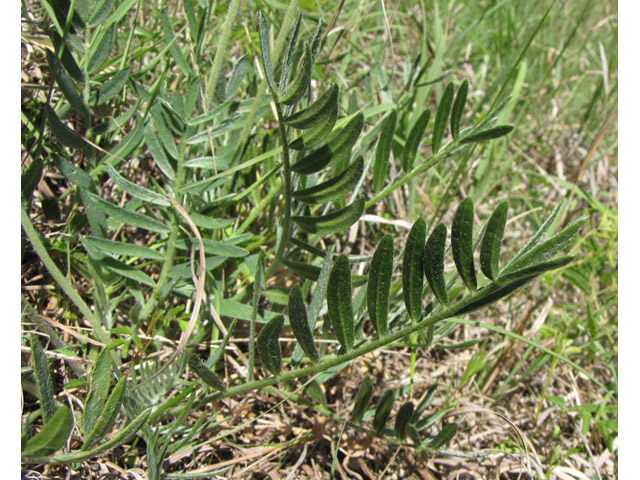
[21,1,609,477]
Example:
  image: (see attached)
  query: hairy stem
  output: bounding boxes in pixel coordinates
[273,103,292,264]
[21,206,111,346]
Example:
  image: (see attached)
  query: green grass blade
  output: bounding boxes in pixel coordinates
[373,110,397,192]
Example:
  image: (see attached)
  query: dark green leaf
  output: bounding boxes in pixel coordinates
[88,23,116,72]
[453,276,535,316]
[83,377,126,450]
[280,42,312,105]
[367,235,394,335]
[403,218,426,320]
[402,109,430,171]
[89,0,115,26]
[44,104,87,149]
[105,164,169,206]
[22,157,43,199]
[327,255,354,352]
[350,376,373,424]
[451,198,477,291]
[49,408,151,463]
[497,255,575,285]
[373,390,395,433]
[424,223,448,305]
[101,256,157,287]
[152,105,179,159]
[29,333,55,422]
[480,201,509,280]
[160,11,190,75]
[282,259,321,281]
[450,80,468,140]
[258,11,277,94]
[80,189,107,238]
[50,31,83,82]
[432,83,455,154]
[225,55,251,100]
[53,155,94,189]
[502,217,586,275]
[460,125,514,144]
[429,423,458,449]
[289,100,338,150]
[85,192,170,233]
[188,353,226,391]
[373,110,397,192]
[22,406,73,457]
[257,315,284,375]
[292,112,363,172]
[95,67,130,105]
[46,49,89,118]
[288,285,319,362]
[144,124,176,179]
[293,157,363,204]
[508,202,563,266]
[280,14,302,93]
[292,196,364,235]
[394,401,415,440]
[284,84,339,129]
[84,349,112,437]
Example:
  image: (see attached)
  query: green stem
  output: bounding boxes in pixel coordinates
[139,137,189,321]
[204,0,243,107]
[365,141,467,209]
[231,0,300,166]
[273,104,292,264]
[21,206,111,346]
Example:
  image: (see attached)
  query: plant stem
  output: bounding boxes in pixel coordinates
[21,206,111,346]
[273,104,292,264]
[204,0,243,107]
